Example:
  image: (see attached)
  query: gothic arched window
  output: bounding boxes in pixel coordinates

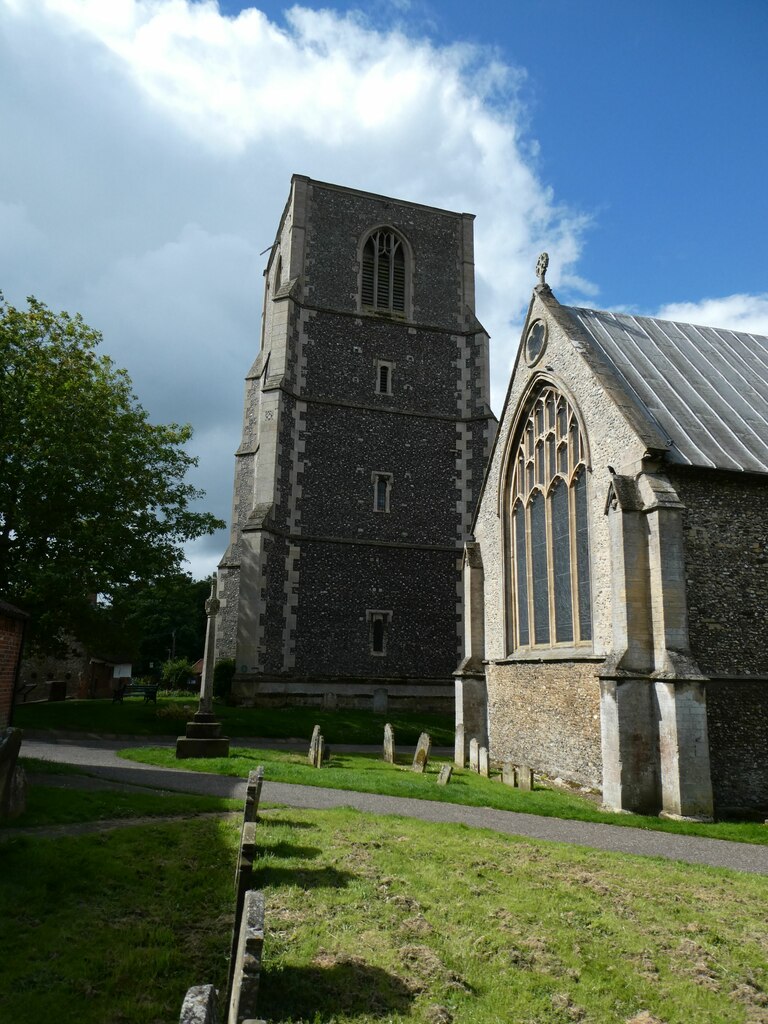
[507,386,592,650]
[361,229,407,314]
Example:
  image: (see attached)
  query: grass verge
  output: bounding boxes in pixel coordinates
[2,793,767,1024]
[6,785,240,830]
[13,698,454,745]
[118,745,768,845]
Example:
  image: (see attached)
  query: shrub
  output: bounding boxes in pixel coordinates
[161,658,196,690]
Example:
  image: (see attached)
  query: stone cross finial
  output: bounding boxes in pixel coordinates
[536,251,549,286]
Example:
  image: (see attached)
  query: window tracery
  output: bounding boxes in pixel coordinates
[507,386,592,650]
[361,229,407,313]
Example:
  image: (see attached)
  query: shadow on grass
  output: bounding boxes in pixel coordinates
[257,865,355,890]
[256,816,319,831]
[258,841,322,860]
[260,960,414,1020]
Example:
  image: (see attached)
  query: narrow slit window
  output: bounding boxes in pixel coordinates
[373,473,392,512]
[367,610,392,656]
[376,361,394,395]
[372,618,385,653]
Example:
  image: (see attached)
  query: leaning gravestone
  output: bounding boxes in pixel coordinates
[411,732,431,773]
[307,725,321,766]
[469,737,479,773]
[478,746,490,778]
[454,723,465,767]
[437,764,453,786]
[502,762,516,787]
[518,765,534,792]
[383,723,396,763]
[0,728,24,822]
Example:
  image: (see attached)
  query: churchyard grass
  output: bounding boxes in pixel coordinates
[9,782,240,831]
[13,696,454,744]
[119,745,768,845]
[2,792,767,1024]
[0,815,235,1024]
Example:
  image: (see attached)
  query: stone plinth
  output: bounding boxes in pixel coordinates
[176,713,230,759]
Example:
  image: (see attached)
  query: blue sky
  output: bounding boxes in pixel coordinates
[221,0,768,309]
[1,0,766,577]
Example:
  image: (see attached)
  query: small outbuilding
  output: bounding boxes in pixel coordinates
[457,267,768,819]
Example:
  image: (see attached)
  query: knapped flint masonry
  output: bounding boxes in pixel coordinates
[460,266,768,820]
[216,176,496,710]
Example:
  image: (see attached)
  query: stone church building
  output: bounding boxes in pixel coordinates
[458,272,768,819]
[216,176,496,709]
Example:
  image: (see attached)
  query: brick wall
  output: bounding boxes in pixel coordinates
[0,605,27,728]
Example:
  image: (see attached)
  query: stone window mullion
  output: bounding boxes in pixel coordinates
[505,384,592,652]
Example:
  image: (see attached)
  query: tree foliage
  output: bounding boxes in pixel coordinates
[0,294,224,650]
[105,573,211,674]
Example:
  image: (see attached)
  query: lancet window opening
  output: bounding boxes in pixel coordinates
[361,229,407,313]
[507,386,592,650]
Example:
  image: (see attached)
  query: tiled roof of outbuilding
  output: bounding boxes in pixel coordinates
[565,307,768,474]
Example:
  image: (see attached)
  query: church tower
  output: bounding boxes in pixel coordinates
[217,175,496,709]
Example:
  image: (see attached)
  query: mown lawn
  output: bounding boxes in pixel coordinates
[13,696,454,745]
[9,766,241,828]
[119,745,768,846]
[2,789,767,1024]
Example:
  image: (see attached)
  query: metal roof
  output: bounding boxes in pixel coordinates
[566,307,768,474]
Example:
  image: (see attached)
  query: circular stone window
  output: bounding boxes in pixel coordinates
[525,319,547,366]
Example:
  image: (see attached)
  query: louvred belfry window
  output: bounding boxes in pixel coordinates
[361,230,406,313]
[507,386,592,649]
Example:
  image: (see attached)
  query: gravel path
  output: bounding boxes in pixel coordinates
[19,735,768,876]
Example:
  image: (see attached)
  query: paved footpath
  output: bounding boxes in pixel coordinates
[18,734,768,876]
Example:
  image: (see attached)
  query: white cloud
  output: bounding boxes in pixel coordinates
[1,0,595,576]
[655,294,768,337]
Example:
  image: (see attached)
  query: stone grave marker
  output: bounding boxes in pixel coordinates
[437,764,453,786]
[244,766,265,823]
[228,889,265,1024]
[307,725,321,766]
[518,764,534,791]
[0,727,24,822]
[373,687,388,714]
[383,723,396,763]
[479,746,490,778]
[502,762,516,787]
[469,737,479,773]
[316,736,326,767]
[454,723,465,767]
[411,732,431,773]
[179,984,219,1024]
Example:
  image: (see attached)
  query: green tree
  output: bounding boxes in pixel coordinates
[105,573,211,675]
[0,294,224,651]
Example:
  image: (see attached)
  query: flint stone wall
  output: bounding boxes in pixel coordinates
[486,660,603,787]
[705,678,768,813]
[674,469,768,676]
